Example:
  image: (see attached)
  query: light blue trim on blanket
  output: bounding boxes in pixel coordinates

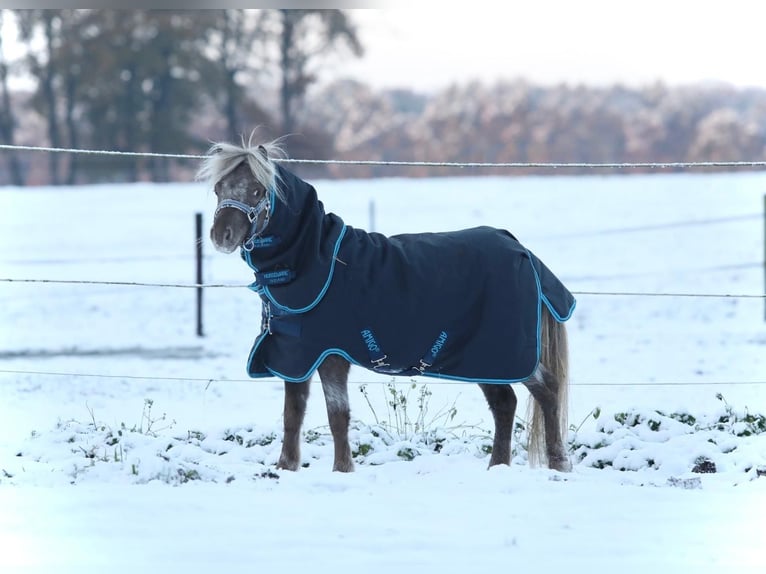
[247,248,573,385]
[244,224,348,315]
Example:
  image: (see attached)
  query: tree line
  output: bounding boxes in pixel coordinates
[304,79,766,179]
[0,9,362,185]
[3,9,766,185]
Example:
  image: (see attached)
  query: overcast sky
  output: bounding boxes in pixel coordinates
[332,1,766,92]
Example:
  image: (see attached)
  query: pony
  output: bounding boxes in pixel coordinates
[198,138,575,473]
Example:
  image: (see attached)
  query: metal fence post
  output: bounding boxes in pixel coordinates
[369,199,376,233]
[195,212,204,337]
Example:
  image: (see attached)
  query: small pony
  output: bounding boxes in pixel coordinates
[198,138,576,473]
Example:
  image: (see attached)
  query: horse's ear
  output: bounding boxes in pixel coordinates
[257,145,268,159]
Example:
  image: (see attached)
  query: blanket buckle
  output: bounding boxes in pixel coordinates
[261,300,272,334]
[371,355,390,370]
[414,359,431,375]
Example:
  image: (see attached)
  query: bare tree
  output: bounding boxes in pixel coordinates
[210,10,273,141]
[16,9,65,184]
[0,10,25,185]
[275,9,363,134]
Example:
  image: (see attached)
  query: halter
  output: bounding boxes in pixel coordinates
[215,195,271,252]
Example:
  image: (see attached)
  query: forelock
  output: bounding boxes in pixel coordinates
[196,138,286,200]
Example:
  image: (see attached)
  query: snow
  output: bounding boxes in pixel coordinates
[1,171,765,572]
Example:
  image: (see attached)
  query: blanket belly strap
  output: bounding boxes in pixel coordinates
[359,328,395,372]
[261,299,302,337]
[414,330,449,374]
[357,327,453,376]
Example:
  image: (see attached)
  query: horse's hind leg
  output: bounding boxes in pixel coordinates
[277,379,310,471]
[523,366,571,471]
[520,305,571,472]
[317,354,354,472]
[479,383,518,467]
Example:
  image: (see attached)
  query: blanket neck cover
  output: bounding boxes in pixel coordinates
[241,165,576,384]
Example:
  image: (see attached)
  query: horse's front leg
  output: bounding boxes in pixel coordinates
[277,379,310,471]
[317,355,354,472]
[479,383,518,467]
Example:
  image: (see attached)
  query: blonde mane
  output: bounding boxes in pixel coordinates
[196,134,286,200]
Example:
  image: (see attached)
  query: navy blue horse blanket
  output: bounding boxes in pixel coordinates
[241,166,575,383]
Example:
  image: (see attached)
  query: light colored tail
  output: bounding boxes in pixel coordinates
[526,305,569,467]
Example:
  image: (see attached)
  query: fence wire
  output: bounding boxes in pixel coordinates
[3,143,766,170]
[2,141,764,389]
[0,277,766,299]
[1,277,763,299]
[0,368,763,388]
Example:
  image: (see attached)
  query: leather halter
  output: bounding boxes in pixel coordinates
[215,196,271,251]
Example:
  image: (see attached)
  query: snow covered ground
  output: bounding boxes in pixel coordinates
[1,171,765,573]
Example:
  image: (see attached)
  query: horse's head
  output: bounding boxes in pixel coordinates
[210,160,270,253]
[198,140,283,254]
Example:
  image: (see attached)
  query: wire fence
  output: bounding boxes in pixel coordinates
[0,368,763,388]
[2,142,764,388]
[0,277,764,299]
[4,142,766,170]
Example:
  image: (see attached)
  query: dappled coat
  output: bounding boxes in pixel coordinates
[242,166,575,383]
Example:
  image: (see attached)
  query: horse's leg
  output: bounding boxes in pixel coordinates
[317,354,354,472]
[522,306,572,472]
[276,379,310,471]
[479,383,518,467]
[523,366,570,471]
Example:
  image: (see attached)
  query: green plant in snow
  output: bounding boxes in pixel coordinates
[136,399,175,437]
[714,393,766,436]
[223,429,276,447]
[568,394,766,472]
[353,382,496,462]
[358,382,459,442]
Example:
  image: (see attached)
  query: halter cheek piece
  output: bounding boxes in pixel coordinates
[215,196,271,252]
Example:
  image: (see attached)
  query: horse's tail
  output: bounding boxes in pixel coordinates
[526,304,569,468]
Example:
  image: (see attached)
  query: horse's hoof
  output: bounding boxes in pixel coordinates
[550,457,572,473]
[332,460,355,473]
[276,458,300,472]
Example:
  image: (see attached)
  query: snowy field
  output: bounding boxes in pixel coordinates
[1,171,765,572]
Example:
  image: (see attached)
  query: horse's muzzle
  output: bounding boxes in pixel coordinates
[210,212,249,254]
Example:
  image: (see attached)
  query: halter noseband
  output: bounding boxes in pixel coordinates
[215,196,271,252]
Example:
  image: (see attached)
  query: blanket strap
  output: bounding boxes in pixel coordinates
[359,329,391,371]
[413,331,449,374]
[261,299,301,337]
[254,268,295,286]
